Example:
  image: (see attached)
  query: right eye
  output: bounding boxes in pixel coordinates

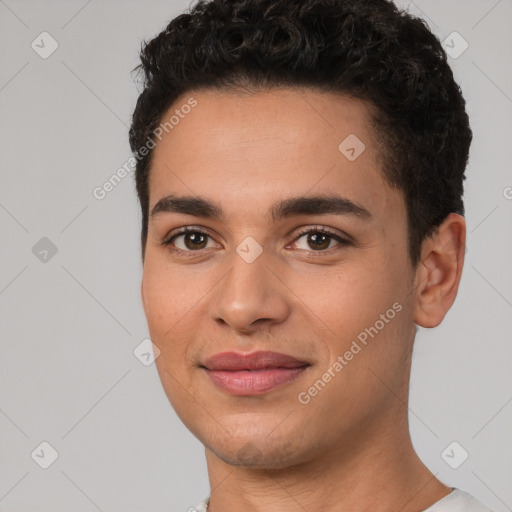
[161,227,219,254]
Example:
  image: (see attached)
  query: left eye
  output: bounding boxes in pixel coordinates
[291,229,349,251]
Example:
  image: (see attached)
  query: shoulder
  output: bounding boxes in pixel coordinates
[424,488,495,512]
[185,497,209,512]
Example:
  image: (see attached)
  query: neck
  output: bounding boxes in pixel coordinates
[204,407,452,512]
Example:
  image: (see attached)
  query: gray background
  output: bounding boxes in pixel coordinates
[0,1,511,511]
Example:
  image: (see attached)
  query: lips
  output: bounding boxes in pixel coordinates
[202,350,310,371]
[201,350,310,395]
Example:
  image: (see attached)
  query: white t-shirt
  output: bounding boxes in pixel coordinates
[191,488,494,512]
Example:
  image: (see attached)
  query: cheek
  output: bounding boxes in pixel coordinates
[295,271,410,431]
[301,257,409,372]
[305,260,395,327]
[141,261,196,347]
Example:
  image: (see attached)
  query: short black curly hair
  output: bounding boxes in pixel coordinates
[129,0,472,267]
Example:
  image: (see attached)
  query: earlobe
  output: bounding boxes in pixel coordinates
[413,213,466,328]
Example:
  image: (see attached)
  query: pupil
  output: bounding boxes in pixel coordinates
[310,233,328,250]
[186,233,206,249]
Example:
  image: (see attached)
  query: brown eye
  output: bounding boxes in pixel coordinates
[305,232,331,250]
[162,228,215,252]
[292,228,350,252]
[180,231,209,250]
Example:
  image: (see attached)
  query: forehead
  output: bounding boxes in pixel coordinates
[147,87,402,225]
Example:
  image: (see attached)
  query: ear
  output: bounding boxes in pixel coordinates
[413,213,466,328]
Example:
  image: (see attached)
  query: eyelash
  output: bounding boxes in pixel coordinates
[161,226,352,258]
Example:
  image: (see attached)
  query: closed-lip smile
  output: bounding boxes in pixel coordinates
[201,350,311,395]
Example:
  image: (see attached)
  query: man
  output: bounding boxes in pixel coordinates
[128,0,493,510]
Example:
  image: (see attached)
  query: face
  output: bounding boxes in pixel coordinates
[141,87,418,468]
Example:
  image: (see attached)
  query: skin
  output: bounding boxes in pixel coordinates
[140,87,466,512]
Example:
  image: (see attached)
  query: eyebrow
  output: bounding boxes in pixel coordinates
[150,194,372,223]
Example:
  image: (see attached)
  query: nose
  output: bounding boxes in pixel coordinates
[211,245,291,334]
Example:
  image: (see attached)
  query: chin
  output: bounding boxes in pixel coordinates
[204,430,315,470]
